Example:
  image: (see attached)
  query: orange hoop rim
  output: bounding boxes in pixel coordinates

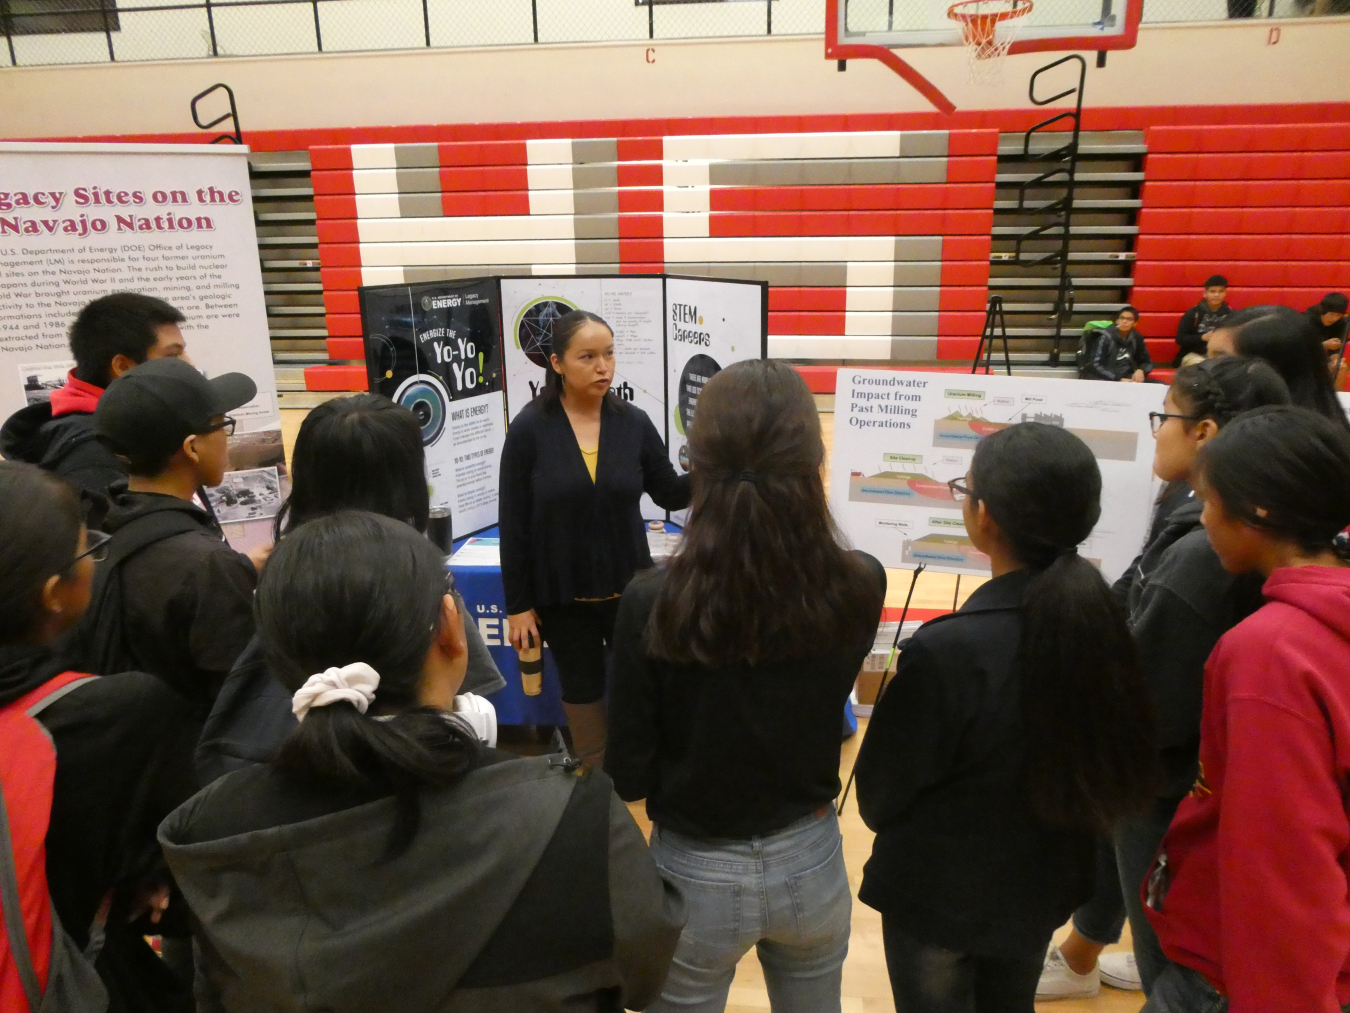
[946,0,1033,25]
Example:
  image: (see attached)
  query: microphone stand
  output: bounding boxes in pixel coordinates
[837,562,926,814]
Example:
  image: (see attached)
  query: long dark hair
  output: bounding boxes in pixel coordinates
[1215,305,1348,428]
[1170,355,1291,427]
[256,511,475,854]
[1195,406,1350,558]
[539,309,623,409]
[275,394,429,539]
[0,462,82,643]
[971,423,1158,830]
[645,360,881,667]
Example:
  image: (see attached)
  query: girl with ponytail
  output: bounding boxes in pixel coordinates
[159,510,683,1013]
[855,422,1158,1013]
[607,360,887,1013]
[1141,407,1350,1012]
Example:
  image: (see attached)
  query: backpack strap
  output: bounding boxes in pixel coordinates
[0,675,89,1011]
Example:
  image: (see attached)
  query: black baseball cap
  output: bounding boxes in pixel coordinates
[95,357,257,459]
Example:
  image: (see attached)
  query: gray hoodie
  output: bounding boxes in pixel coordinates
[159,754,683,1013]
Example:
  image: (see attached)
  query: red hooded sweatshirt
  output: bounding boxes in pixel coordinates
[48,370,103,417]
[1147,565,1350,1012]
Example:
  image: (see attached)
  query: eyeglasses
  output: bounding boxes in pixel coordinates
[1149,411,1200,434]
[202,416,237,437]
[947,478,974,502]
[72,529,112,566]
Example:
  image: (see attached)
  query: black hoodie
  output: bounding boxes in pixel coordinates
[89,490,257,715]
[0,645,198,1011]
[0,402,126,523]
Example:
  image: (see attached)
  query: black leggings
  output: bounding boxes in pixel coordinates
[882,918,1045,1013]
[535,599,621,705]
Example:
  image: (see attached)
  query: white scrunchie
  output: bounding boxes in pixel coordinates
[451,693,498,748]
[291,662,381,722]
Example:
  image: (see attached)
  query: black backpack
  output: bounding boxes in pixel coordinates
[1075,320,1115,379]
[64,509,203,676]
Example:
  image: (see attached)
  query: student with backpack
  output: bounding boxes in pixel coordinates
[0,293,188,525]
[855,422,1159,1013]
[74,357,259,716]
[1143,407,1350,1012]
[1078,306,1153,382]
[1037,356,1292,1001]
[0,462,198,1013]
[195,393,505,784]
[160,511,684,1013]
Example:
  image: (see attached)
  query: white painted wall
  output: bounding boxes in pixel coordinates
[1,19,1346,140]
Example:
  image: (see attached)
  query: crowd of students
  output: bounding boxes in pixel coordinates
[2,292,1350,1013]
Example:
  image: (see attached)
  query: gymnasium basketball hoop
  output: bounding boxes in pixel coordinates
[948,0,1033,83]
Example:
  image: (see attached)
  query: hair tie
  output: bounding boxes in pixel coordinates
[1334,526,1350,563]
[292,662,381,722]
[738,470,757,485]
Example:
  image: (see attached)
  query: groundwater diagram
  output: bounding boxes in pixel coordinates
[847,390,1140,570]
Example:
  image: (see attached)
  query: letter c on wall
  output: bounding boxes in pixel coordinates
[646,47,655,63]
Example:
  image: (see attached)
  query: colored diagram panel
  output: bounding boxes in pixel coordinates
[902,534,991,569]
[849,471,959,507]
[933,411,1139,461]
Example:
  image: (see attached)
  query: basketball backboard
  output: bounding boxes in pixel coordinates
[825,0,1142,112]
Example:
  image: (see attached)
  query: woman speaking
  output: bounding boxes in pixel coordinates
[499,310,690,767]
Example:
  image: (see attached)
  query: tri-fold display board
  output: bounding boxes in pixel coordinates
[360,274,767,537]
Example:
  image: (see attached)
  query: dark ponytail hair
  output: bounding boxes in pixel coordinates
[1214,305,1349,429]
[645,359,881,666]
[971,423,1158,830]
[540,309,620,407]
[0,462,83,643]
[276,393,429,539]
[1195,406,1350,560]
[1170,355,1291,428]
[256,510,475,854]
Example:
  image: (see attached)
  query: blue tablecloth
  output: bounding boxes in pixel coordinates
[450,525,857,738]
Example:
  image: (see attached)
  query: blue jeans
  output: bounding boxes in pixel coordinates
[647,810,851,1013]
[1143,960,1350,1013]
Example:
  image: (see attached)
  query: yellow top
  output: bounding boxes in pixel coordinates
[579,443,599,483]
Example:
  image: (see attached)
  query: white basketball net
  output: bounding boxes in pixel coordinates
[950,0,1032,85]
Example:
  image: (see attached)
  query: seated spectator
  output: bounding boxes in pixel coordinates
[70,358,259,716]
[1174,276,1233,367]
[607,360,886,1013]
[0,461,197,1012]
[1144,406,1350,1013]
[0,293,187,526]
[160,511,683,1013]
[1206,305,1350,429]
[195,393,504,784]
[1081,306,1153,383]
[1305,292,1348,354]
[856,422,1159,1013]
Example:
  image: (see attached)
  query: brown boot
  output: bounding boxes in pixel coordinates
[562,700,608,771]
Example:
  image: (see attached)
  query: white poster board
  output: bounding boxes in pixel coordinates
[0,142,278,431]
[829,370,1161,583]
[664,276,768,525]
[500,275,668,520]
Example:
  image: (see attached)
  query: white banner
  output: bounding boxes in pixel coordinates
[500,276,667,520]
[664,276,766,524]
[829,369,1161,583]
[0,142,277,431]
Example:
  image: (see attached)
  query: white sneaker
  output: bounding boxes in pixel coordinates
[1036,944,1101,1000]
[1100,951,1142,991]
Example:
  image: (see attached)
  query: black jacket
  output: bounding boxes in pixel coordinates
[93,491,257,715]
[0,645,198,1012]
[161,755,685,1013]
[1081,324,1153,382]
[1305,304,1348,348]
[0,403,126,525]
[855,570,1095,959]
[607,555,886,839]
[1174,300,1233,363]
[498,397,690,613]
[1112,493,1265,797]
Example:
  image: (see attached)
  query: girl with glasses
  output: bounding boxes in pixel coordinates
[1038,356,1293,1002]
[855,422,1158,1013]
